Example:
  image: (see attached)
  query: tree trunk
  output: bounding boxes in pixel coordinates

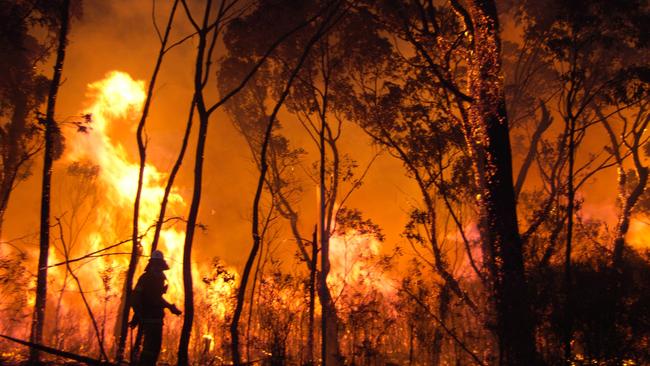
[431,284,450,366]
[29,0,70,362]
[0,90,29,240]
[319,118,341,366]
[114,2,180,360]
[306,226,317,366]
[177,108,206,366]
[466,1,538,364]
[562,113,576,364]
[612,166,648,267]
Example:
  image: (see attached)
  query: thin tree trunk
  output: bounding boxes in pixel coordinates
[514,101,553,199]
[408,322,414,366]
[230,23,326,364]
[563,99,577,366]
[56,219,109,361]
[178,2,213,359]
[317,39,345,366]
[177,106,206,366]
[29,0,70,362]
[245,230,262,362]
[306,226,317,366]
[318,98,342,366]
[51,267,69,348]
[319,109,329,365]
[116,1,180,360]
[431,283,450,366]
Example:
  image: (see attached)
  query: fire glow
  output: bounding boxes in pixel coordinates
[42,71,202,354]
[63,71,186,306]
[46,70,388,358]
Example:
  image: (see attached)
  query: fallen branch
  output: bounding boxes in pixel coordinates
[0,334,116,366]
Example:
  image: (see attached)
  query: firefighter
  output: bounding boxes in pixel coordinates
[130,250,181,366]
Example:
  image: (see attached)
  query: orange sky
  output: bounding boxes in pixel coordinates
[3,0,643,282]
[3,0,420,275]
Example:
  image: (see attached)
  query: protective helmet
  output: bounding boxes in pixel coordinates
[150,250,170,270]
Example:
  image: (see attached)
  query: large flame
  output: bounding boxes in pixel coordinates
[45,71,238,356]
[63,71,186,306]
[45,71,393,357]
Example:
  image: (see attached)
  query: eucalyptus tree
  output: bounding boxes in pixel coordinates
[351,1,541,364]
[512,0,649,361]
[219,1,391,364]
[177,0,336,363]
[0,1,73,239]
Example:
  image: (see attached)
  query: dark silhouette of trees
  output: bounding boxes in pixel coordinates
[219,2,391,364]
[178,0,333,363]
[229,9,337,363]
[29,0,72,363]
[353,1,539,363]
[0,1,63,239]
[510,0,649,361]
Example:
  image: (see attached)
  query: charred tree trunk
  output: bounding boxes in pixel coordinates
[178,3,214,360]
[177,51,206,366]
[465,1,538,364]
[177,104,206,366]
[319,88,329,366]
[29,0,70,363]
[431,283,450,366]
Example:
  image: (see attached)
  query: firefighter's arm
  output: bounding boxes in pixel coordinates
[162,298,182,315]
[158,295,181,315]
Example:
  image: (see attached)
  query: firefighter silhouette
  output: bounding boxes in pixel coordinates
[130,250,181,366]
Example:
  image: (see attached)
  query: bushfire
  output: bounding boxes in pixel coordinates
[1,1,649,365]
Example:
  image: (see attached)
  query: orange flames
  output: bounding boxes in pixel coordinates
[47,71,240,355]
[63,71,186,306]
[329,228,396,302]
[35,70,395,358]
